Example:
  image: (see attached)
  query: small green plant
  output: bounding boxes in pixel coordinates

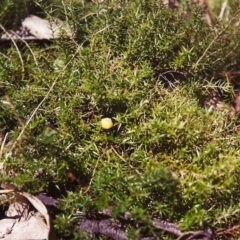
[1,0,240,239]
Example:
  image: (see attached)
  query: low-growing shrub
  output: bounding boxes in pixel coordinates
[1,0,240,239]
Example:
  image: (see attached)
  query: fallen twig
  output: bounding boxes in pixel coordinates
[76,217,127,240]
[216,223,240,238]
[75,209,214,239]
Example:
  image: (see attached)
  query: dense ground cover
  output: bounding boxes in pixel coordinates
[1,0,240,239]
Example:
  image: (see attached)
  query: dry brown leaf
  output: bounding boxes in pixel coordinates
[3,213,49,240]
[0,219,16,238]
[19,191,50,228]
[0,189,52,240]
[5,194,29,220]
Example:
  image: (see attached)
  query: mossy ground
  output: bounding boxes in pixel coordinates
[1,0,240,239]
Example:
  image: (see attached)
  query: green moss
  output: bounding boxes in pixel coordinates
[1,0,240,239]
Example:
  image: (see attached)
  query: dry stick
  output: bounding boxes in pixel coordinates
[0,51,11,61]
[219,0,228,20]
[76,217,128,240]
[191,6,240,72]
[77,217,156,240]
[216,208,240,222]
[9,44,82,153]
[84,153,102,193]
[152,219,182,237]
[1,29,40,67]
[77,209,214,240]
[15,34,39,67]
[0,132,8,160]
[199,0,213,29]
[0,25,24,74]
[1,39,39,154]
[98,209,183,237]
[216,224,240,237]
